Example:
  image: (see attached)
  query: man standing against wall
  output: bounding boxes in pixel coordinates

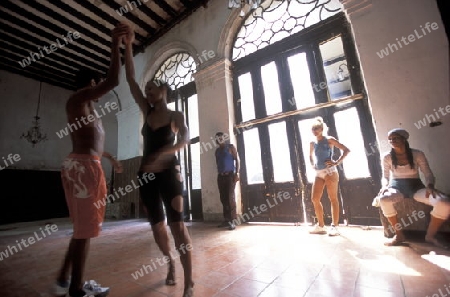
[215,132,240,230]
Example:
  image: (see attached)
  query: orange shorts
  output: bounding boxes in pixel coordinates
[61,154,107,239]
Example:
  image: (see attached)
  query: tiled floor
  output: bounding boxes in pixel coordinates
[0,218,449,297]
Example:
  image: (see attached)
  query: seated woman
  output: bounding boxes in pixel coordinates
[376,128,450,247]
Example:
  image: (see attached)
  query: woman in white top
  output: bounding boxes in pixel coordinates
[377,128,450,247]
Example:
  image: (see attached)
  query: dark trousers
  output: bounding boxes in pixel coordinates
[217,174,237,221]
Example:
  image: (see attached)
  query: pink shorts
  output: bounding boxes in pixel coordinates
[61,154,107,239]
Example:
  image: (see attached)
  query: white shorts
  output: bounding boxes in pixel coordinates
[316,166,338,179]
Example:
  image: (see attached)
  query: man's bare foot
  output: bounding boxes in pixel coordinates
[384,233,406,246]
[183,282,194,297]
[166,263,176,286]
[425,236,449,249]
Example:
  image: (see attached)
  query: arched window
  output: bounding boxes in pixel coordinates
[233,0,343,61]
[154,52,197,89]
[152,52,202,220]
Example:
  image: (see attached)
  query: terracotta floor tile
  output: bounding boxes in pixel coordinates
[222,278,268,297]
[357,270,404,294]
[305,278,355,297]
[130,288,168,297]
[354,285,404,297]
[197,270,239,290]
[242,267,281,284]
[273,272,316,291]
[0,219,449,297]
[261,283,309,297]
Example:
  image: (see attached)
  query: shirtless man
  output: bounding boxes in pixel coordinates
[53,23,127,297]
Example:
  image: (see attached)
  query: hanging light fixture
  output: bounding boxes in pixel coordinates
[228,0,262,17]
[21,82,48,147]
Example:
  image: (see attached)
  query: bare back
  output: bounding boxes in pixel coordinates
[66,94,105,157]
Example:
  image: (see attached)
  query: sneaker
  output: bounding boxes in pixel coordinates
[82,280,110,297]
[53,279,70,295]
[328,225,340,236]
[309,224,327,234]
[228,223,236,230]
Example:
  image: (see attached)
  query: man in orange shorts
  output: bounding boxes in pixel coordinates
[53,23,128,297]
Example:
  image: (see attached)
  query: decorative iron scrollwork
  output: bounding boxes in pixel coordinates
[233,0,343,61]
[154,52,197,90]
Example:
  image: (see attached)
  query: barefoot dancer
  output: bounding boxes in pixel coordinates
[123,24,194,297]
[54,23,127,297]
[377,128,450,247]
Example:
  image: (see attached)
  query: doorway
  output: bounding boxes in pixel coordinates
[233,13,382,225]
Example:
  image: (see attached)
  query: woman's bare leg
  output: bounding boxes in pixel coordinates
[169,195,194,297]
[151,222,176,285]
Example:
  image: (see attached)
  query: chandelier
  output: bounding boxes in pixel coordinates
[228,0,262,17]
[21,82,48,147]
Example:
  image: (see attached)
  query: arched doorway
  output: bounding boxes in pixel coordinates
[231,0,382,225]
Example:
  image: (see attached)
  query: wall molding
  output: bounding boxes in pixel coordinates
[193,58,232,89]
[340,0,373,20]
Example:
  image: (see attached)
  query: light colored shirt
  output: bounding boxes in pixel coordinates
[382,149,435,186]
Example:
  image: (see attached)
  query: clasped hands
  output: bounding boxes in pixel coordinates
[111,22,134,46]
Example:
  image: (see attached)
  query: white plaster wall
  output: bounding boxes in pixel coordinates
[0,70,118,178]
[115,53,145,160]
[139,0,232,78]
[346,0,450,191]
[114,0,237,220]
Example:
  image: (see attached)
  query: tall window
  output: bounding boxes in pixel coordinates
[153,53,201,192]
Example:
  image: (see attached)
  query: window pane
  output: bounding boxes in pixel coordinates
[287,53,316,109]
[168,102,176,111]
[268,122,293,182]
[261,61,282,115]
[187,94,199,138]
[190,142,201,189]
[178,149,187,191]
[334,107,371,179]
[319,36,353,100]
[238,72,256,122]
[298,119,318,183]
[243,128,264,184]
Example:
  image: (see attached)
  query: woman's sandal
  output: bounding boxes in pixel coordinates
[165,264,176,286]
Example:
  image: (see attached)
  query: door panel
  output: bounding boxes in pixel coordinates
[319,36,353,100]
[172,83,203,221]
[333,105,380,225]
[261,61,283,116]
[268,122,294,183]
[243,128,264,185]
[287,53,316,109]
